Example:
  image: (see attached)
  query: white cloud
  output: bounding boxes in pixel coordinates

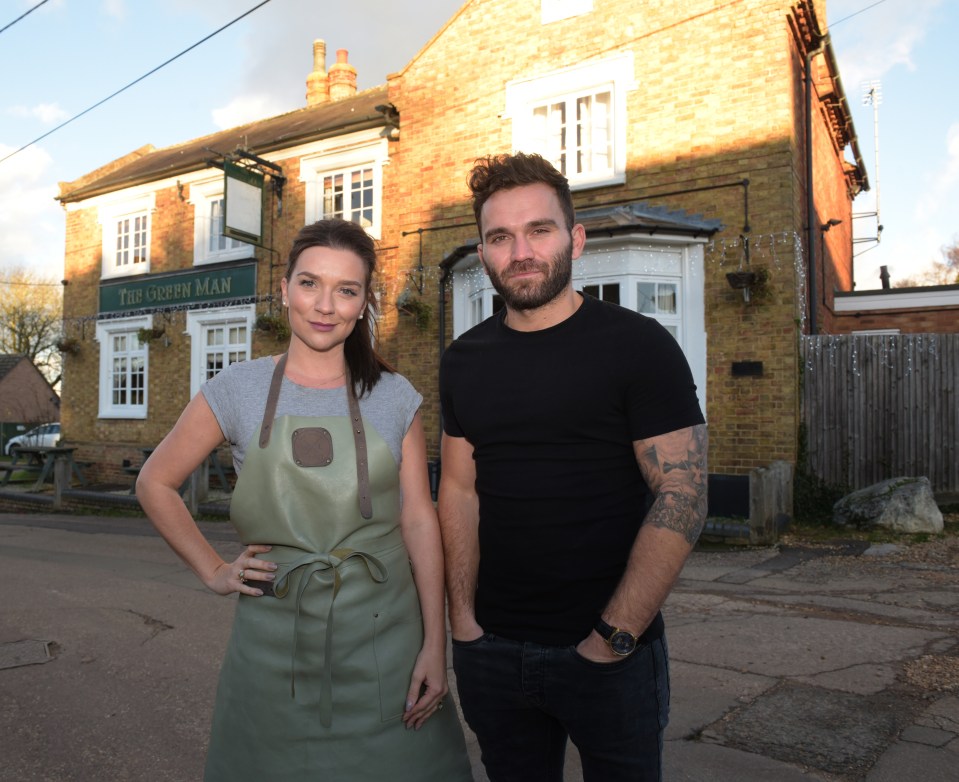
[914,122,959,219]
[829,0,942,88]
[937,122,959,191]
[101,0,126,21]
[0,144,65,280]
[7,103,70,125]
[211,93,292,130]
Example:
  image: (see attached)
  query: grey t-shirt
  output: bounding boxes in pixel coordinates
[201,356,422,474]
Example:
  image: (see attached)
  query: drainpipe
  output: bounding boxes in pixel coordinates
[806,33,827,334]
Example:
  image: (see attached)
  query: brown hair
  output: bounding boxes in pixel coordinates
[467,152,575,237]
[284,219,389,396]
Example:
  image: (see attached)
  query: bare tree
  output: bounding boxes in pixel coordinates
[896,236,959,287]
[0,267,63,387]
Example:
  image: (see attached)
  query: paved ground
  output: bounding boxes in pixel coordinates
[0,511,956,781]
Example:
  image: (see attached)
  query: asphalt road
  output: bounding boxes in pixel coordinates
[3,511,957,782]
[1,513,240,781]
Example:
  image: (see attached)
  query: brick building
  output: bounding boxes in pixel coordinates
[832,286,959,334]
[56,0,865,510]
[0,355,60,452]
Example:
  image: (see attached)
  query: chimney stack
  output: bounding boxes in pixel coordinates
[306,39,329,106]
[328,49,357,101]
[879,265,891,290]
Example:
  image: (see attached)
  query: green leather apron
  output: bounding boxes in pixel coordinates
[204,356,471,781]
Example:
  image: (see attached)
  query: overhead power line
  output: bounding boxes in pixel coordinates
[828,0,888,29]
[0,0,51,36]
[0,0,273,167]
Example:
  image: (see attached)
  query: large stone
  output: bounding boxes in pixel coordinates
[832,477,944,533]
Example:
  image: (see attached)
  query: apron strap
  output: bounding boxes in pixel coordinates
[346,377,374,520]
[275,547,390,727]
[259,353,373,519]
[259,353,287,449]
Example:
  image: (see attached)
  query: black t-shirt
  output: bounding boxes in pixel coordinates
[440,295,705,645]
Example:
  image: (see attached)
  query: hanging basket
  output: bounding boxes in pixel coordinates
[397,297,432,330]
[255,313,291,341]
[55,337,82,355]
[725,270,758,290]
[136,327,166,344]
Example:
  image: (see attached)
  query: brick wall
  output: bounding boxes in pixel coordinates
[832,307,959,334]
[383,0,848,472]
[58,0,858,481]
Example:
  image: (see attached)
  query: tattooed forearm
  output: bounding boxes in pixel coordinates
[645,487,707,544]
[634,425,708,545]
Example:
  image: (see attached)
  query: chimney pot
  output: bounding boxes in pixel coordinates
[306,39,330,106]
[329,48,357,101]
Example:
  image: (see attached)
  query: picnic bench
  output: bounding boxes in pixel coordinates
[124,448,233,496]
[1,446,87,492]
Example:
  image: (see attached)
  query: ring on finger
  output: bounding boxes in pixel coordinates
[239,569,246,582]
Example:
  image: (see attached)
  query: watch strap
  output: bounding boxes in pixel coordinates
[594,612,667,652]
[594,617,622,642]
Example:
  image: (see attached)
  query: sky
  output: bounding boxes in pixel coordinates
[0,0,955,291]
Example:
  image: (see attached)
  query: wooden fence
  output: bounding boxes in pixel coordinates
[801,334,959,495]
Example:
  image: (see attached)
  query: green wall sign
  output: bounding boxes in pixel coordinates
[99,263,257,314]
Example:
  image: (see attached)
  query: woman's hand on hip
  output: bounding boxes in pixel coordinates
[208,544,276,596]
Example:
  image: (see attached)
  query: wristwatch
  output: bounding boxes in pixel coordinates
[594,618,640,656]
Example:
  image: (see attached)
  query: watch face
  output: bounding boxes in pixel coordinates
[609,631,637,656]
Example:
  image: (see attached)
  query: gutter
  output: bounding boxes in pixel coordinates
[805,35,827,334]
[58,115,387,204]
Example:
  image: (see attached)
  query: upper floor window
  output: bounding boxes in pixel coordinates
[185,305,255,397]
[542,0,593,24]
[99,194,155,279]
[320,166,374,227]
[95,315,150,419]
[532,89,613,181]
[190,179,251,266]
[505,54,634,190]
[301,132,388,239]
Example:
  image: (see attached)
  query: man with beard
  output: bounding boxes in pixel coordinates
[438,152,708,782]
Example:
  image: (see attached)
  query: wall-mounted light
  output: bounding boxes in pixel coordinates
[375,103,400,140]
[820,218,842,232]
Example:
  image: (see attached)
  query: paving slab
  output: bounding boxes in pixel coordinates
[663,738,833,781]
[702,681,922,778]
[866,740,959,781]
[667,660,776,740]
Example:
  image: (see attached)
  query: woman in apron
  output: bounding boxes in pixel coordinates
[138,219,472,781]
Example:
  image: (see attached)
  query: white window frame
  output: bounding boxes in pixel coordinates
[95,315,151,419]
[505,54,634,190]
[98,194,155,279]
[300,131,389,239]
[190,178,252,265]
[542,0,593,24]
[185,305,256,397]
[635,279,683,342]
[448,234,707,415]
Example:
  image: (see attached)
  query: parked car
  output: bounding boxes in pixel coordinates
[5,423,61,456]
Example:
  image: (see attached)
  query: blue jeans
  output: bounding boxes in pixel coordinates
[452,630,670,782]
